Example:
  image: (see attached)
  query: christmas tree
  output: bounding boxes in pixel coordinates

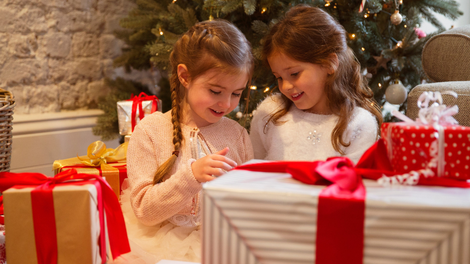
[94,0,462,140]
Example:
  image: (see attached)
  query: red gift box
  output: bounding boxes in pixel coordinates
[381,122,470,180]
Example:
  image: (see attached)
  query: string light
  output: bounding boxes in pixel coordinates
[361,47,365,51]
[364,14,369,18]
[325,1,331,7]
[348,33,356,40]
[261,7,267,14]
[172,0,177,2]
[264,87,270,93]
[396,41,403,48]
[378,83,382,88]
[159,28,163,35]
[404,24,407,28]
[250,85,257,90]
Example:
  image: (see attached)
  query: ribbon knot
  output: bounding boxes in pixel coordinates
[77,141,127,169]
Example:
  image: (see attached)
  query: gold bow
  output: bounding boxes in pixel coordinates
[53,141,128,173]
[78,141,128,168]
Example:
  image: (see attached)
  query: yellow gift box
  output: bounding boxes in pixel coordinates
[4,183,105,264]
[53,141,128,200]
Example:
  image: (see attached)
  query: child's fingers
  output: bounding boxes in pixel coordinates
[215,147,229,156]
[211,155,237,168]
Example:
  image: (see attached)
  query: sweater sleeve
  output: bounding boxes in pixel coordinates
[127,120,202,226]
[242,127,254,163]
[344,108,379,164]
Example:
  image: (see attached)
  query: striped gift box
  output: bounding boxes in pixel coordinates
[202,168,470,264]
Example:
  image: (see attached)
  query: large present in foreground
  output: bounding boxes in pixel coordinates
[2,170,130,264]
[202,163,470,264]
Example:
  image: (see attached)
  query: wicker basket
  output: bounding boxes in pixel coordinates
[0,89,15,172]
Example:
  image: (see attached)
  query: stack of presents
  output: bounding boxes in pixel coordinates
[2,90,470,264]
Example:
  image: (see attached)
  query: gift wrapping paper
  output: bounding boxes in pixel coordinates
[202,167,470,264]
[381,122,470,180]
[117,99,162,135]
[4,184,104,264]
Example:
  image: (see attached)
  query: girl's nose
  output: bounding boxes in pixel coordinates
[281,80,293,91]
[218,95,231,109]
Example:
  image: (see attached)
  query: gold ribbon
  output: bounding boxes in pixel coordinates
[53,141,128,172]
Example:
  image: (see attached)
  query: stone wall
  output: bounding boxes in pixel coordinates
[0,0,154,114]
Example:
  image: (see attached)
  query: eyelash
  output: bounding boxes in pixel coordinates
[291,72,299,77]
[210,90,241,97]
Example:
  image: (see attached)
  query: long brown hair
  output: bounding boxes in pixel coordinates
[262,5,382,155]
[153,19,254,184]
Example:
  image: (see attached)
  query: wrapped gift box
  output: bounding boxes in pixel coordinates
[4,183,104,264]
[53,141,128,200]
[54,158,127,200]
[381,122,470,180]
[202,166,470,264]
[117,97,162,135]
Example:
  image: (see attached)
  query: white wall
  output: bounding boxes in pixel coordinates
[10,110,119,176]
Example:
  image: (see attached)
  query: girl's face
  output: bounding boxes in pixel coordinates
[181,67,248,127]
[268,52,332,114]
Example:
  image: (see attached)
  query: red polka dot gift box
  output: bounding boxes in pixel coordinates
[381,122,470,180]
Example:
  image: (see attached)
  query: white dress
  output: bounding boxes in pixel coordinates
[250,94,379,163]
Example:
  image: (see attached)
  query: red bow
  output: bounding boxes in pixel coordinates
[128,92,159,132]
[0,169,130,264]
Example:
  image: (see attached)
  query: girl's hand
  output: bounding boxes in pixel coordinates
[191,147,237,183]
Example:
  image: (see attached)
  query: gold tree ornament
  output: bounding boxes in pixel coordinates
[391,10,403,25]
[390,0,403,25]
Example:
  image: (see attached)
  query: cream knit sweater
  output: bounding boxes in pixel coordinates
[250,94,378,164]
[127,111,253,226]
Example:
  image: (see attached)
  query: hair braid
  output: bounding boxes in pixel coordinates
[153,71,184,184]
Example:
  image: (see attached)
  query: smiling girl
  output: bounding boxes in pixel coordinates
[116,19,254,263]
[250,5,382,163]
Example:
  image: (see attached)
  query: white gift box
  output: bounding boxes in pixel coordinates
[202,164,470,264]
[117,99,162,135]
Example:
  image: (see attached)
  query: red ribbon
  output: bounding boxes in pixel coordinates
[0,169,131,264]
[128,92,159,132]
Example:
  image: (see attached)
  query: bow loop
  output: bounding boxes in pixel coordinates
[77,141,128,168]
[392,91,459,126]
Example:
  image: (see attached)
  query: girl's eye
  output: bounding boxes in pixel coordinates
[276,77,282,81]
[232,93,241,97]
[291,72,299,77]
[210,90,221,95]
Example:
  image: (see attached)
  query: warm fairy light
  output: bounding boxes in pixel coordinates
[172,0,177,2]
[364,14,369,18]
[404,24,407,28]
[378,83,382,88]
[264,87,270,93]
[349,33,356,40]
[261,7,267,14]
[334,5,337,8]
[361,47,365,51]
[325,1,331,7]
[399,0,403,4]
[159,28,163,35]
[250,85,257,90]
[396,41,403,48]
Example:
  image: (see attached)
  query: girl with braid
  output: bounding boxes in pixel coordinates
[117,19,254,263]
[250,5,382,163]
